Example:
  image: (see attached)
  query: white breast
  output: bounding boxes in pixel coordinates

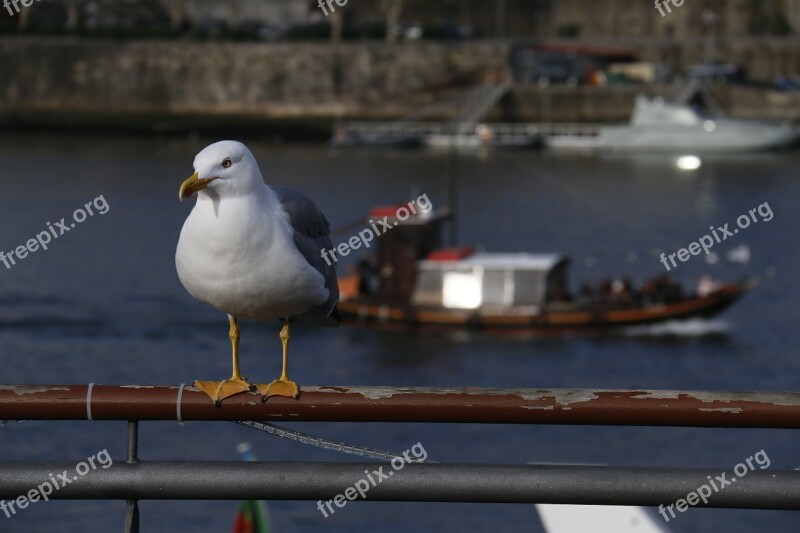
[176,192,329,320]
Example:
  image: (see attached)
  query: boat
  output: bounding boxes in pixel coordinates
[331,76,544,151]
[424,124,545,150]
[597,95,800,153]
[331,127,423,148]
[535,503,669,533]
[332,123,543,150]
[337,206,754,333]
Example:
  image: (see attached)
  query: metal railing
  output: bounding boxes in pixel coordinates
[1,385,799,532]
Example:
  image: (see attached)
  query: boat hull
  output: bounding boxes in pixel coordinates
[598,122,800,153]
[337,280,753,333]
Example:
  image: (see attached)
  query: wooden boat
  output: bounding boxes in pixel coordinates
[337,207,755,332]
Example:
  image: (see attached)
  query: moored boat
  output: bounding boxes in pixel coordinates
[597,95,800,153]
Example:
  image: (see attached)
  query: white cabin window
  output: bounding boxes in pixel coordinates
[442,271,482,309]
[482,269,507,306]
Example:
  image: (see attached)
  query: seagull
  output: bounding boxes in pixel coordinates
[176,140,339,404]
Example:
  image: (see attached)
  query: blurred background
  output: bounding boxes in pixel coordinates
[1,1,799,532]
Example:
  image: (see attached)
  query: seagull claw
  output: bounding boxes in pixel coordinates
[194,378,255,405]
[258,379,300,402]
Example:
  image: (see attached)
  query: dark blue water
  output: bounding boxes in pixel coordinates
[0,134,798,532]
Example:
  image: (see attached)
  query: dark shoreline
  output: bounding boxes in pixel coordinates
[0,111,335,141]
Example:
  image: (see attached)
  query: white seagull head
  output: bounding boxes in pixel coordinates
[179,140,264,201]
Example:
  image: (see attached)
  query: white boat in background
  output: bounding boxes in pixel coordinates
[598,95,800,153]
[535,504,669,533]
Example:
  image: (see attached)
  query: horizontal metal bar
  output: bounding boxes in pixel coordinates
[0,462,798,509]
[0,385,799,427]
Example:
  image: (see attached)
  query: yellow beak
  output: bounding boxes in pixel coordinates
[179,172,215,201]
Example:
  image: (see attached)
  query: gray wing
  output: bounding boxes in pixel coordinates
[274,187,340,325]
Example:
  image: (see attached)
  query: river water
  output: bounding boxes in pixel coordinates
[0,134,797,532]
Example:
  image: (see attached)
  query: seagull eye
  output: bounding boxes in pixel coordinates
[221,158,232,169]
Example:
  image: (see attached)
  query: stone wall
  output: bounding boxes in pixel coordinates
[0,38,507,121]
[1,37,800,132]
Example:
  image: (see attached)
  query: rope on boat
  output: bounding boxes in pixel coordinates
[234,420,423,462]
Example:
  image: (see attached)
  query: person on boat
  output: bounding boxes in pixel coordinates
[697,275,719,297]
[579,282,595,301]
[611,279,629,303]
[638,275,683,304]
[357,253,379,296]
[654,274,684,303]
[612,276,638,304]
[625,277,640,302]
[639,279,656,305]
[599,278,613,299]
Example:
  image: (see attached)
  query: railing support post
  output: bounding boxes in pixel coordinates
[124,421,139,533]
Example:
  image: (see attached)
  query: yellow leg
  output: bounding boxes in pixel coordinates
[195,315,254,405]
[258,320,300,401]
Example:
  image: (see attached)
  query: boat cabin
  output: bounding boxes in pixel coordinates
[345,203,570,311]
[412,253,570,311]
[630,95,707,127]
